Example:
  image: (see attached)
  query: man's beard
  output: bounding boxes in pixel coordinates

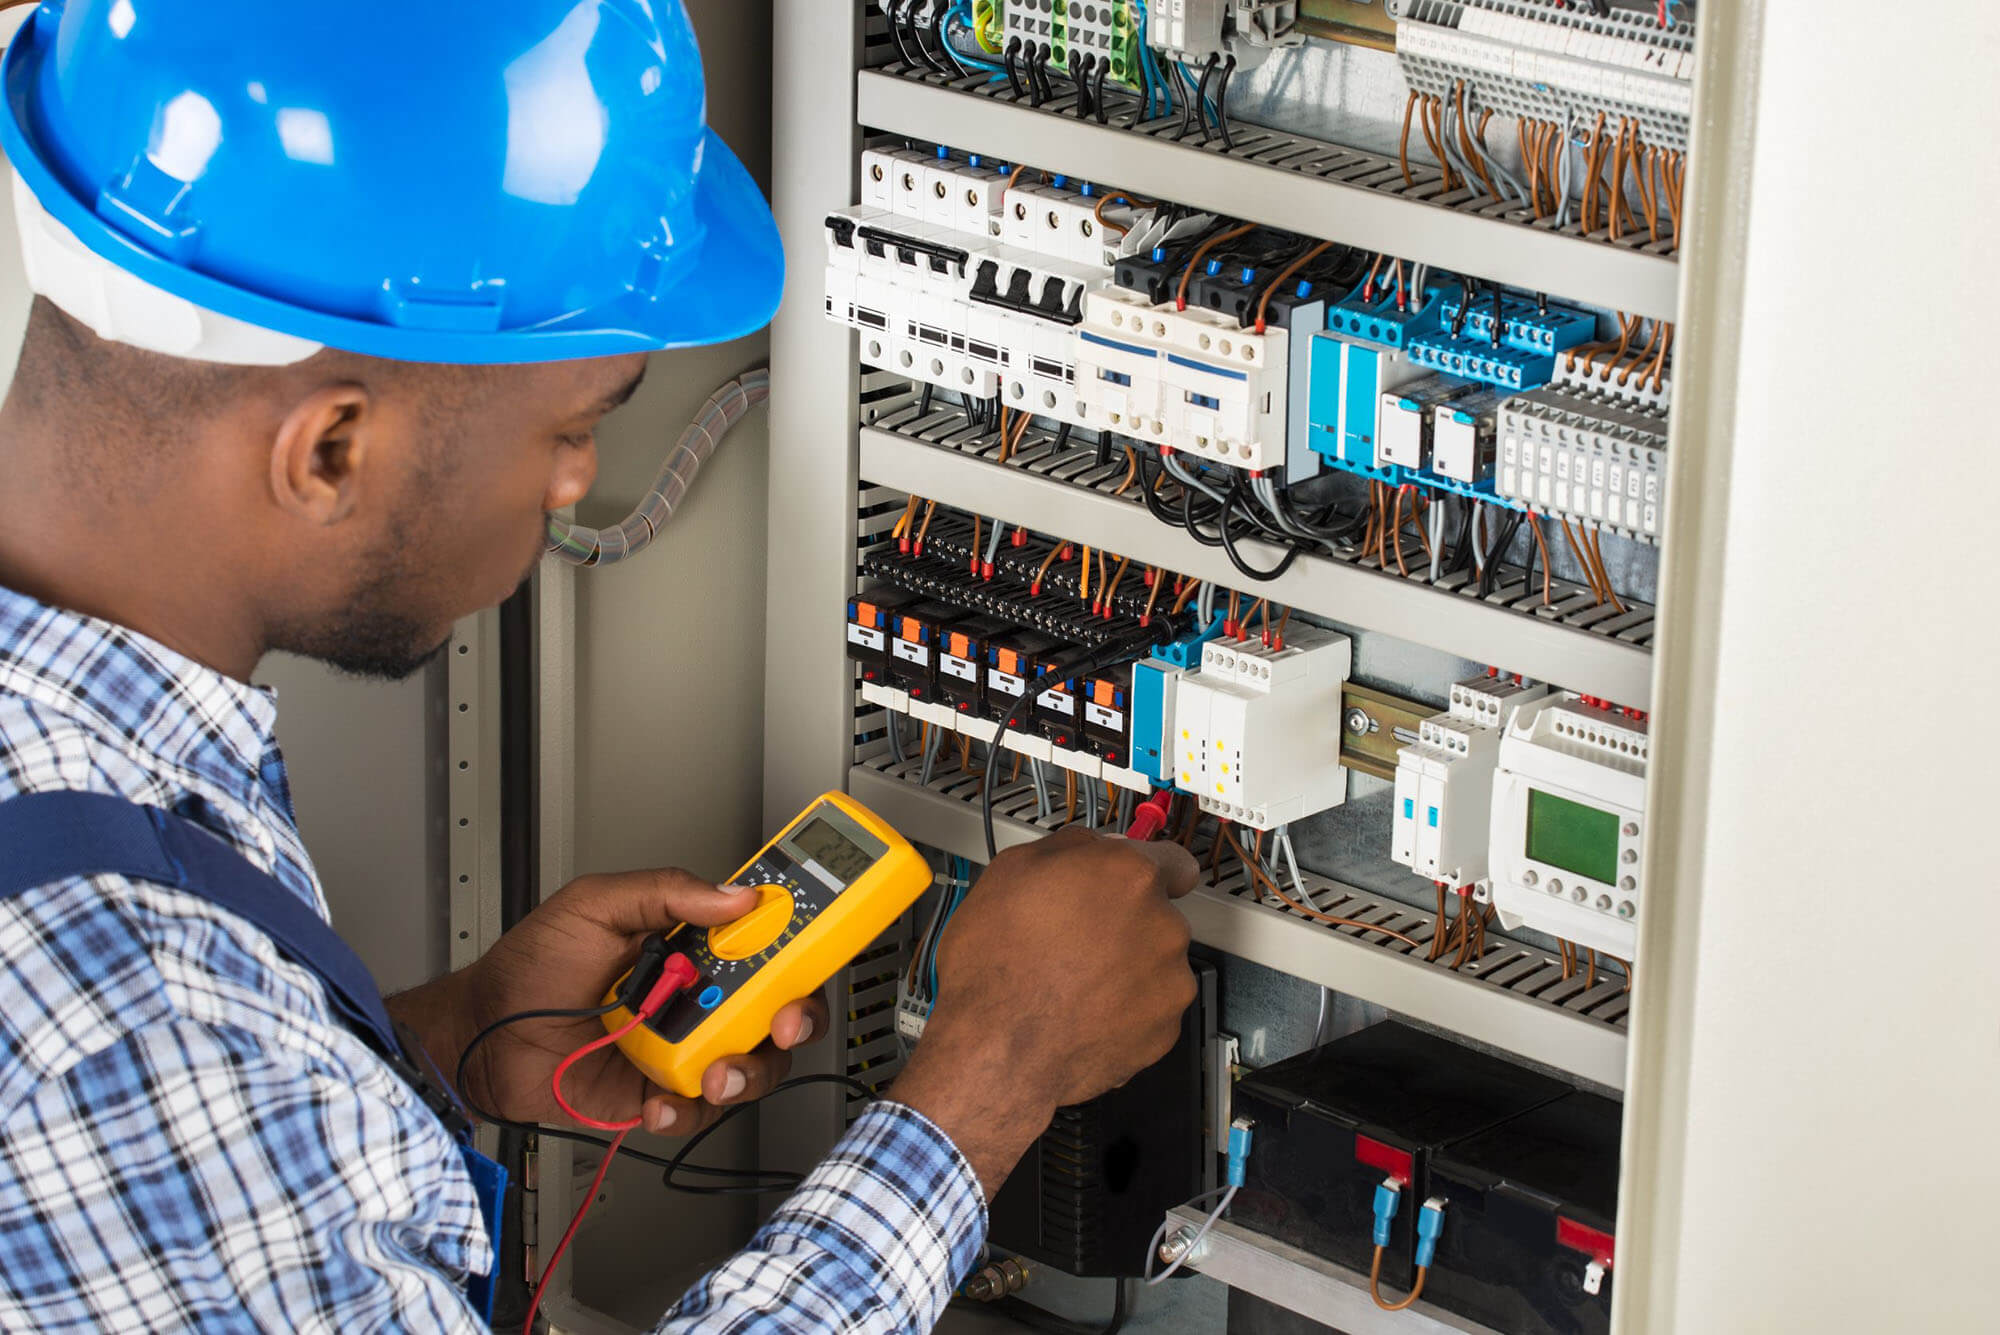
[282,531,545,683]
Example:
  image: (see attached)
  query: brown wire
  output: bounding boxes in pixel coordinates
[1399,89,1420,188]
[1371,1248,1429,1313]
[1586,525,1626,614]
[1560,517,1605,605]
[1033,541,1064,589]
[1455,83,1496,198]
[1255,240,1333,332]
[1529,515,1554,604]
[1520,119,1542,218]
[1392,488,1410,577]
[1143,569,1165,623]
[1418,95,1453,192]
[1177,223,1257,310]
[1430,884,1448,961]
[1113,445,1140,495]
[1261,878,1423,950]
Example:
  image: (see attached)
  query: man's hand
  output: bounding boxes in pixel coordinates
[399,870,829,1138]
[890,827,1199,1195]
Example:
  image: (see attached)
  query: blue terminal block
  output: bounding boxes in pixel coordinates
[1439,293,1596,357]
[1324,282,1445,350]
[1407,334,1559,392]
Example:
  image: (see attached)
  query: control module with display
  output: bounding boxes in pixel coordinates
[1489,703,1650,958]
[602,792,932,1098]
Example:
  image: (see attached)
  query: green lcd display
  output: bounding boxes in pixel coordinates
[1525,789,1620,884]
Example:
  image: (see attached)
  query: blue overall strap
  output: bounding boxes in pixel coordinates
[0,789,505,1318]
[0,790,403,1057]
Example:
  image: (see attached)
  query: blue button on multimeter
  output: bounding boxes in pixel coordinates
[697,985,724,1010]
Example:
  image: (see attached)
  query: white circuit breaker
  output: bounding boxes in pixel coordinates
[1391,674,1550,890]
[1172,626,1351,830]
[1487,701,1650,958]
[1073,285,1291,470]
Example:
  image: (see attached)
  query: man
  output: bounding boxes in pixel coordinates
[0,3,1200,1331]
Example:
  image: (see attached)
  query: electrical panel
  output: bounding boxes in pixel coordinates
[814,2,1699,1327]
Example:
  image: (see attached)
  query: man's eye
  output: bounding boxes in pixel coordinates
[558,432,595,449]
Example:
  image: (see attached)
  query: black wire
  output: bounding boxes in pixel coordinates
[1490,281,1505,348]
[918,382,935,418]
[1092,55,1112,124]
[1176,59,1197,138]
[1214,56,1237,149]
[901,1,945,74]
[927,0,965,78]
[1195,55,1221,144]
[1219,478,1302,581]
[1003,37,1024,98]
[886,3,919,70]
[455,1003,873,1192]
[982,694,1036,859]
[1071,52,1095,119]
[660,1074,879,1196]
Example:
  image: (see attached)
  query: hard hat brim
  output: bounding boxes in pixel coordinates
[0,20,785,365]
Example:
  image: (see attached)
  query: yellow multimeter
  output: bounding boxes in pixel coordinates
[601,791,932,1099]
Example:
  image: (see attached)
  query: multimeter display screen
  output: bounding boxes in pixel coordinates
[787,818,872,885]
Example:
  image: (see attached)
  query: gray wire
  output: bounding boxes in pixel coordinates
[887,710,907,765]
[1557,110,1579,230]
[1162,452,1229,507]
[1030,758,1052,819]
[918,720,945,787]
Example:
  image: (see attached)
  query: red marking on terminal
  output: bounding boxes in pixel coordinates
[1354,1135,1413,1182]
[1556,1217,1615,1266]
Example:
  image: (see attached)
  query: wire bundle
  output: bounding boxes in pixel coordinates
[547,370,769,567]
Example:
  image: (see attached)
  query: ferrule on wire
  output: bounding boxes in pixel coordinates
[1226,1118,1254,1188]
[1415,1196,1448,1269]
[1372,1177,1404,1247]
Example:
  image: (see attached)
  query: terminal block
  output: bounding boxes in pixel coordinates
[1488,700,1650,958]
[1171,626,1351,830]
[1390,0,1696,153]
[1391,675,1550,890]
[1149,0,1302,67]
[1004,0,1147,90]
[1496,386,1668,543]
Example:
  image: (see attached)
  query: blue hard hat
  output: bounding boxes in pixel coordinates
[0,0,783,364]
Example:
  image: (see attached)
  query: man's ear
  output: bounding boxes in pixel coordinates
[269,383,373,524]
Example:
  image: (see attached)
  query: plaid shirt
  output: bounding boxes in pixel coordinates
[0,584,986,1332]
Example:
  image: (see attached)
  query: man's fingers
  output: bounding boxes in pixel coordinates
[637,1037,803,1136]
[700,1041,796,1107]
[771,995,830,1050]
[569,867,759,936]
[1115,835,1201,899]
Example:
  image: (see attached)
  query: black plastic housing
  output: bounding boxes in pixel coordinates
[1424,1091,1623,1335]
[1230,1022,1569,1294]
[989,962,1217,1277]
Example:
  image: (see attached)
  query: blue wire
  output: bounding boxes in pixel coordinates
[944,0,1008,76]
[1131,1,1158,119]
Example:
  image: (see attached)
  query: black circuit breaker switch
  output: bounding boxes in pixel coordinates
[1230,1022,1569,1295]
[1423,1091,1622,1335]
[1033,652,1083,750]
[845,585,923,685]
